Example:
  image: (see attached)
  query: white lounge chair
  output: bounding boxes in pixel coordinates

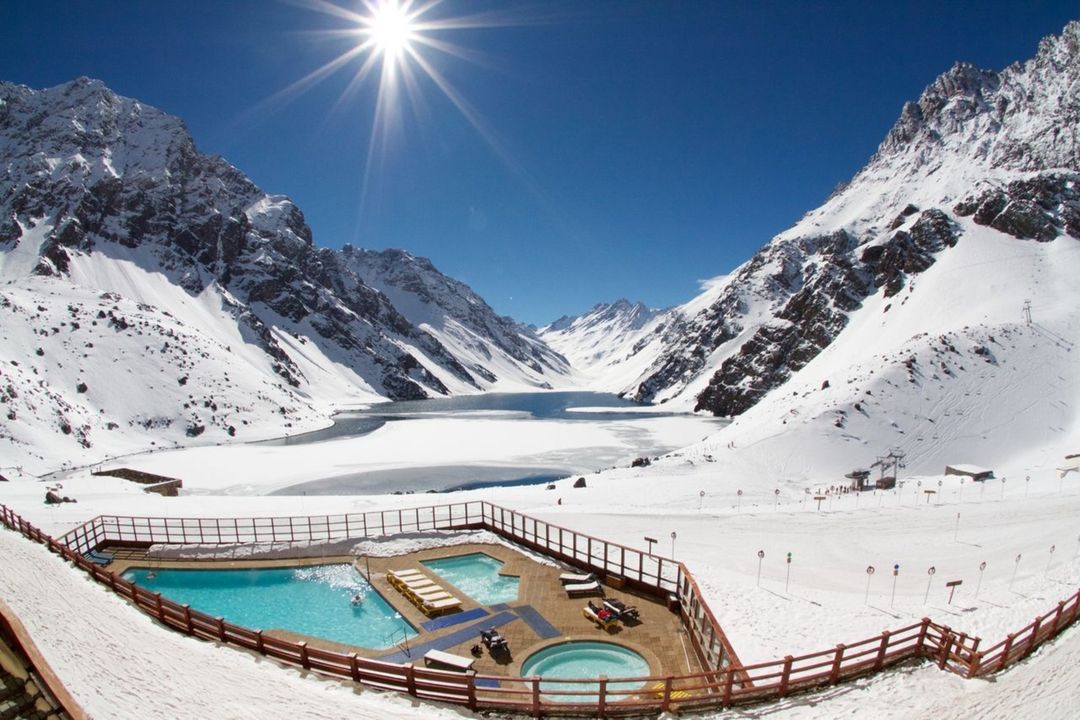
[424,649,474,672]
[389,568,425,579]
[565,580,603,597]
[397,577,437,590]
[413,587,450,600]
[423,597,463,616]
[559,572,596,585]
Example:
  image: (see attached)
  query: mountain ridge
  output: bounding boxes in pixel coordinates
[542,21,1079,418]
[0,77,573,472]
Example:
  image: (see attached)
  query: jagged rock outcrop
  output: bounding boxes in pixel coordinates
[954,173,1080,241]
[343,247,568,387]
[0,77,574,470]
[594,22,1080,416]
[0,78,570,405]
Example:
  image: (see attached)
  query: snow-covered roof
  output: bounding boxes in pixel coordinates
[946,464,994,475]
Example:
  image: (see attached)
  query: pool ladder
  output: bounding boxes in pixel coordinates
[385,626,411,657]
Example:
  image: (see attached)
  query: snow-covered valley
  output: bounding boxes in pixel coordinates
[2,18,1080,720]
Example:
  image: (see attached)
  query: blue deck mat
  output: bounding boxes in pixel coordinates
[421,607,488,632]
[475,677,501,688]
[376,610,518,664]
[489,603,511,612]
[513,605,561,640]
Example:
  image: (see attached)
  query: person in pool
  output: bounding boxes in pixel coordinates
[351,593,363,605]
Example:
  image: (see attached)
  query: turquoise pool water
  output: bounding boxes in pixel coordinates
[421,552,520,605]
[520,641,650,697]
[122,564,416,649]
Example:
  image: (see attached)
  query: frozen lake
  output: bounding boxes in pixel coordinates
[257,391,688,446]
[262,392,723,495]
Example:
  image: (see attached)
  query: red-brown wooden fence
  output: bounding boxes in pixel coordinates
[2,502,1078,717]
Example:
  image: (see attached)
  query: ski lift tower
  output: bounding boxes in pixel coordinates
[870,449,906,489]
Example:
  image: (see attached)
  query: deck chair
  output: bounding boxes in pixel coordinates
[423,597,462,616]
[559,572,595,585]
[565,580,603,597]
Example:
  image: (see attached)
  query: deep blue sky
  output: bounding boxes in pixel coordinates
[1,2,1076,325]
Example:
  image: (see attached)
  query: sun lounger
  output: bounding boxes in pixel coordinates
[396,577,438,590]
[603,598,641,621]
[559,572,595,585]
[583,604,617,629]
[423,597,462,616]
[413,588,451,601]
[85,550,114,566]
[389,569,425,580]
[424,649,475,672]
[564,580,603,597]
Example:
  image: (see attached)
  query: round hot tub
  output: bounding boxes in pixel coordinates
[520,641,651,699]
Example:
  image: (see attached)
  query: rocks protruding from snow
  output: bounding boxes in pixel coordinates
[955,173,1080,241]
[342,246,569,389]
[0,77,572,472]
[597,21,1080,416]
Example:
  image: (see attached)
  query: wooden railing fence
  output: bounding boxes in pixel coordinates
[2,502,1079,717]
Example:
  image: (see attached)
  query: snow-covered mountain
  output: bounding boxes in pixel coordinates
[0,78,571,473]
[554,22,1079,426]
[538,299,666,389]
[342,246,569,390]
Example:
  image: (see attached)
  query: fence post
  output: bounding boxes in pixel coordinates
[1023,618,1042,659]
[968,650,983,677]
[916,618,930,655]
[660,675,673,712]
[722,667,735,707]
[1050,601,1066,636]
[779,656,793,697]
[217,617,227,642]
[598,676,607,717]
[299,641,310,669]
[155,592,164,620]
[256,630,265,653]
[350,653,361,681]
[404,663,416,696]
[997,634,1015,671]
[183,605,193,633]
[829,644,845,684]
[467,672,477,711]
[937,626,952,670]
[874,631,890,671]
[531,676,541,718]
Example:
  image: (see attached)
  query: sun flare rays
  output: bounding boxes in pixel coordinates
[269,0,523,228]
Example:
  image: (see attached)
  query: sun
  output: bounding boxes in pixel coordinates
[267,0,528,226]
[364,0,417,64]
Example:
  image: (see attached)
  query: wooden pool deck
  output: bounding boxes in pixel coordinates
[107,542,700,681]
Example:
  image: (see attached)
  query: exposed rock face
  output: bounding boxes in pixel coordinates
[954,173,1080,241]
[623,22,1080,416]
[0,77,569,406]
[342,247,569,387]
[694,213,965,415]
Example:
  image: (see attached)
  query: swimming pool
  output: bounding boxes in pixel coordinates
[122,564,416,649]
[421,552,520,605]
[520,641,650,698]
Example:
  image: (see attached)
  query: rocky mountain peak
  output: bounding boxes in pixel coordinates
[0,78,574,470]
[603,22,1080,417]
[873,21,1078,175]
[1035,19,1080,69]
